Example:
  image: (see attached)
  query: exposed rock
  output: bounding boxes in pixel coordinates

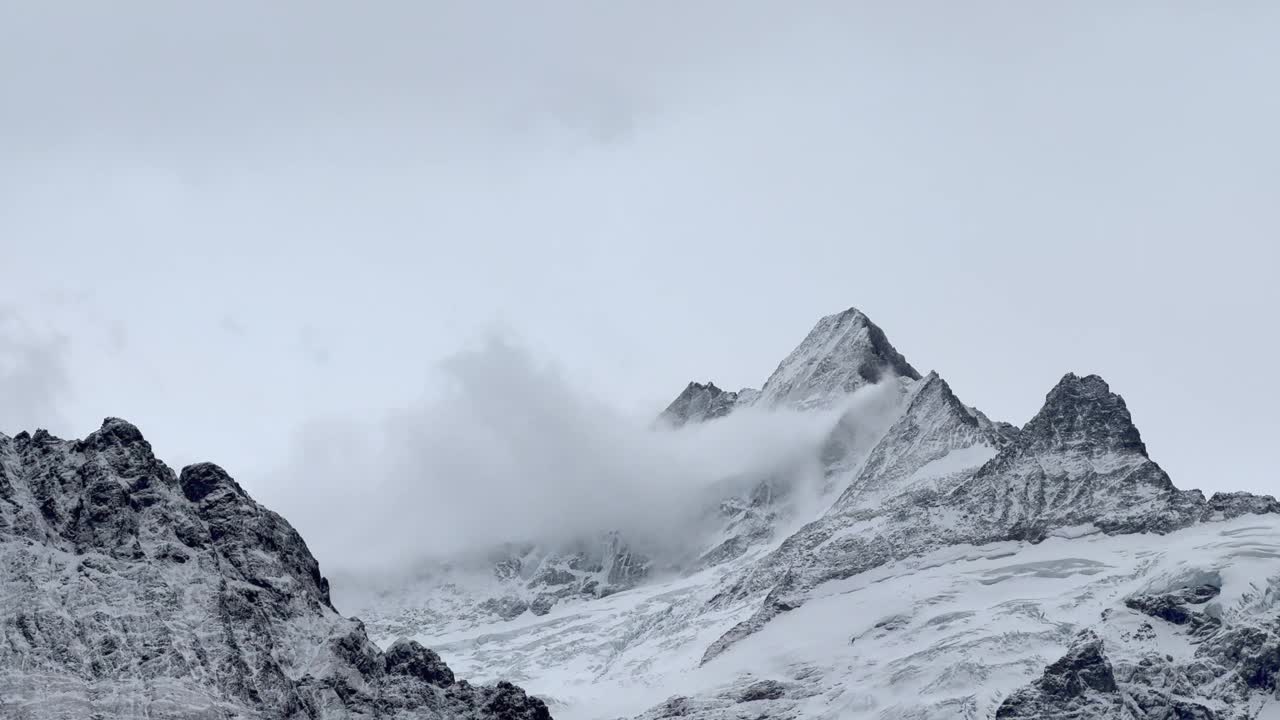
[528,595,556,616]
[479,596,530,621]
[754,307,921,409]
[658,382,741,428]
[996,632,1120,718]
[997,585,1280,719]
[384,637,456,686]
[953,372,1209,537]
[735,679,788,702]
[0,418,551,719]
[1125,585,1221,628]
[1204,491,1280,521]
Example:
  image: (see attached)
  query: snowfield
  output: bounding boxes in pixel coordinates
[352,516,1280,720]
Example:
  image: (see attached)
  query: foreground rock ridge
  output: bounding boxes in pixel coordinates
[0,419,551,719]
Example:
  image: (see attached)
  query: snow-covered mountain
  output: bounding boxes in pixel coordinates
[0,420,550,719]
[658,308,919,427]
[2,306,1274,719]
[342,307,1280,719]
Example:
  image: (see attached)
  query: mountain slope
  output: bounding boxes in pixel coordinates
[658,382,742,428]
[658,307,920,427]
[0,420,550,719]
[336,306,1279,719]
[703,372,1272,665]
[754,307,920,410]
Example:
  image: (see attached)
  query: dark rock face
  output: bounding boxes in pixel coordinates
[996,632,1120,718]
[528,595,556,616]
[1020,373,1148,457]
[1125,585,1221,629]
[479,596,530,621]
[998,599,1280,719]
[1204,491,1280,520]
[953,373,1212,538]
[658,382,741,428]
[736,679,788,702]
[384,638,456,687]
[0,419,551,719]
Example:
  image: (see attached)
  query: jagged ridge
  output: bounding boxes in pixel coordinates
[701,371,1277,665]
[0,419,551,719]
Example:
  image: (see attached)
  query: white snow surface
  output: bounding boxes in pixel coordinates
[754,308,918,410]
[905,444,997,486]
[351,515,1279,720]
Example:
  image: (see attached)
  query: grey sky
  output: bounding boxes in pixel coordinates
[2,0,1277,524]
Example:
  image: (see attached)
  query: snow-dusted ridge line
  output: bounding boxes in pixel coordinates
[0,419,551,719]
[702,371,1277,665]
[658,307,920,427]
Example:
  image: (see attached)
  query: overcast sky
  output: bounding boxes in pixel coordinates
[2,2,1277,522]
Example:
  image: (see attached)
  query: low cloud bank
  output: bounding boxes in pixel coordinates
[264,338,904,576]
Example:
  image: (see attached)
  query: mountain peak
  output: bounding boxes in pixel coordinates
[85,416,149,449]
[756,306,921,409]
[179,462,246,503]
[1022,372,1147,457]
[659,381,739,427]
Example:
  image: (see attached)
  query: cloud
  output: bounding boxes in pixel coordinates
[298,325,331,366]
[263,336,904,576]
[0,312,71,435]
[219,315,247,337]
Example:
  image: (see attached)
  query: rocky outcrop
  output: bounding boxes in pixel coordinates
[658,382,742,427]
[998,581,1280,719]
[0,420,551,719]
[1124,584,1221,631]
[1204,491,1280,521]
[996,631,1122,718]
[950,373,1211,538]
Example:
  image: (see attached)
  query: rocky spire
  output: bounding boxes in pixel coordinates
[958,373,1200,538]
[756,307,921,410]
[1018,373,1148,457]
[658,381,740,427]
[657,306,921,426]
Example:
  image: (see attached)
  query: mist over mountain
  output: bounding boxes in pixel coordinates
[2,304,1278,719]
[266,337,904,578]
[330,307,1280,720]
